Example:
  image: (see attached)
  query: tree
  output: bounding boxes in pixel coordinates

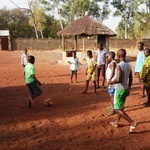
[61,0,110,23]
[0,8,34,38]
[112,0,150,39]
[9,0,46,38]
[28,0,46,38]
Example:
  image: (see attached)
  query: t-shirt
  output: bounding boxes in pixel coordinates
[69,57,80,71]
[140,56,150,86]
[21,53,28,66]
[115,61,131,89]
[135,51,145,73]
[95,49,108,65]
[24,63,35,84]
[87,57,97,74]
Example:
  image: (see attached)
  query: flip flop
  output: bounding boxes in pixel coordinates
[129,122,138,133]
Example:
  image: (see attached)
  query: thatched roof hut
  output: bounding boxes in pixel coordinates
[57,15,116,37]
[57,15,116,51]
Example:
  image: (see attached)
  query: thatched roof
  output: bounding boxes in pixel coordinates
[57,15,116,36]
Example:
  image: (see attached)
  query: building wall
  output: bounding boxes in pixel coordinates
[11,38,150,56]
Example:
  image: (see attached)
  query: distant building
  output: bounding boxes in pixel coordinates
[0,30,11,50]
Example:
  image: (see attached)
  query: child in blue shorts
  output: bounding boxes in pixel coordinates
[106,51,117,115]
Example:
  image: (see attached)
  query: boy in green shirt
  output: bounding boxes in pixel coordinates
[24,55,42,108]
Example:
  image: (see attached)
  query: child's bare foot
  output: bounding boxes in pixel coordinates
[81,90,88,94]
[94,91,97,94]
[110,121,119,128]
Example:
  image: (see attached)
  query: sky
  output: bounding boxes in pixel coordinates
[0,0,121,32]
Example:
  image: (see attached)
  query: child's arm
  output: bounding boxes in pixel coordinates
[91,64,97,75]
[109,62,116,80]
[143,67,150,82]
[31,74,42,86]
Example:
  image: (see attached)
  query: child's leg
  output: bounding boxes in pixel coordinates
[101,65,106,88]
[144,86,150,107]
[75,71,78,83]
[137,73,145,97]
[71,71,73,83]
[81,80,89,93]
[93,81,96,93]
[85,80,89,93]
[97,68,100,88]
[28,81,42,103]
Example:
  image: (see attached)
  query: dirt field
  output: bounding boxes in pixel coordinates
[0,50,150,150]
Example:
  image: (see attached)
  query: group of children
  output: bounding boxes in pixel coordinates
[21,42,150,133]
[68,42,150,133]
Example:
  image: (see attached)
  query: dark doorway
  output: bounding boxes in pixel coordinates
[1,37,9,50]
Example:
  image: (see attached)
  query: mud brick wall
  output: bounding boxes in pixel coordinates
[11,38,150,56]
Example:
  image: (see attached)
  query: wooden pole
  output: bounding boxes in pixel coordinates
[75,35,77,51]
[62,36,65,51]
[106,36,109,51]
[83,37,85,52]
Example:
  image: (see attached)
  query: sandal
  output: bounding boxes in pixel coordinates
[129,122,138,133]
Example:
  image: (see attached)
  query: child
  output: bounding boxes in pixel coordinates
[21,49,28,68]
[106,51,117,115]
[68,51,81,83]
[140,48,150,107]
[24,55,42,108]
[82,50,97,94]
[95,43,108,89]
[108,49,136,133]
[135,42,146,98]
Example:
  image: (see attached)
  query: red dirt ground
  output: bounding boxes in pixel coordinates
[0,50,150,150]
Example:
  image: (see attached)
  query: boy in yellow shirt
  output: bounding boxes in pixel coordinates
[140,48,150,107]
[82,50,97,93]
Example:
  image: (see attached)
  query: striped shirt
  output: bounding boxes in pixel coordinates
[140,56,150,86]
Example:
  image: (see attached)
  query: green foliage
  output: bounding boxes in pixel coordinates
[112,0,150,39]
[0,8,34,38]
[61,0,110,23]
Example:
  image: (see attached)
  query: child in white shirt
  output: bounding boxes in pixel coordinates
[68,51,81,83]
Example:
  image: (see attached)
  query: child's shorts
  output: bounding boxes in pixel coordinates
[71,70,77,74]
[27,80,42,96]
[108,88,115,96]
[114,88,128,109]
[86,73,96,81]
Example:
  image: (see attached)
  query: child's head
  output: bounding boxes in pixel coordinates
[107,51,115,63]
[28,55,35,64]
[138,42,144,51]
[98,43,103,50]
[87,50,92,58]
[72,51,76,57]
[24,49,28,54]
[117,49,126,60]
[144,48,150,57]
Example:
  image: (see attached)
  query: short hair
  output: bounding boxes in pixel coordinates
[87,50,92,55]
[145,48,150,54]
[98,43,103,46]
[72,51,76,55]
[108,51,115,58]
[28,55,35,63]
[118,49,126,58]
[138,42,144,46]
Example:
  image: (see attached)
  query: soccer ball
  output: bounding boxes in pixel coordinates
[44,97,53,106]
